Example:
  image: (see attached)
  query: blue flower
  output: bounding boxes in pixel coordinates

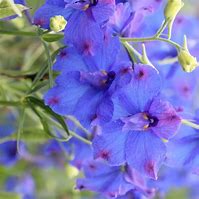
[0,141,19,166]
[5,174,36,199]
[34,0,115,55]
[44,35,132,128]
[93,64,181,179]
[34,0,115,28]
[166,111,199,174]
[76,160,154,198]
[0,109,16,138]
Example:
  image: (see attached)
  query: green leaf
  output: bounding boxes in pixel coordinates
[25,96,70,137]
[0,192,21,199]
[0,1,28,19]
[42,33,64,42]
[30,46,65,93]
[28,102,69,141]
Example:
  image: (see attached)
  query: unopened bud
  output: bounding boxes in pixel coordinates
[178,35,198,73]
[164,0,184,21]
[178,49,198,72]
[50,15,67,32]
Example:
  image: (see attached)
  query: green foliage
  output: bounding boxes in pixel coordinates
[0,1,28,19]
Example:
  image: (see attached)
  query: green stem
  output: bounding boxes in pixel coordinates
[181,119,199,130]
[0,29,63,38]
[154,20,168,38]
[69,130,92,145]
[120,36,181,51]
[121,41,141,62]
[65,116,90,136]
[0,100,22,106]
[41,40,53,88]
[0,30,37,36]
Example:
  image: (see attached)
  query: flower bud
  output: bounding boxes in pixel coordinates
[50,15,67,32]
[178,49,198,73]
[164,0,184,21]
[178,35,198,73]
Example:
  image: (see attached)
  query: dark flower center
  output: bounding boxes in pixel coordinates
[105,71,116,87]
[89,0,98,6]
[8,144,17,158]
[148,115,159,127]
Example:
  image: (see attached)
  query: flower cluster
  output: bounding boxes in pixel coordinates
[33,0,195,198]
[1,0,199,198]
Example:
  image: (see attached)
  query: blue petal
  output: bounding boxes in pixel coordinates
[77,161,133,198]
[0,141,18,166]
[166,132,199,169]
[92,120,127,165]
[148,96,181,140]
[44,72,88,115]
[126,131,166,179]
[34,3,72,28]
[64,11,104,56]
[53,47,87,72]
[112,64,162,119]
[91,0,115,24]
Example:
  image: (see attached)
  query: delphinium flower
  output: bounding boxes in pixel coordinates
[0,108,16,138]
[5,174,36,199]
[166,111,199,175]
[34,0,115,29]
[34,0,115,54]
[149,166,189,198]
[44,33,133,129]
[163,68,198,115]
[108,0,163,38]
[149,165,199,199]
[76,159,155,198]
[93,64,181,179]
[0,141,19,166]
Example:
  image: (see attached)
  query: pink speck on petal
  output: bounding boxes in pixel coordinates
[145,160,157,179]
[34,18,46,26]
[48,97,60,106]
[99,150,110,160]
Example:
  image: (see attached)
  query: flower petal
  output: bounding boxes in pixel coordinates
[148,97,181,140]
[126,131,166,179]
[92,120,127,165]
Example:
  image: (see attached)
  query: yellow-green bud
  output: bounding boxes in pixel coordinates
[50,15,67,32]
[178,35,198,73]
[178,49,198,73]
[164,0,184,21]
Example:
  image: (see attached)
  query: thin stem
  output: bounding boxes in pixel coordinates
[65,116,90,136]
[69,130,92,145]
[0,30,37,36]
[0,29,63,38]
[41,40,53,88]
[120,36,181,51]
[122,41,142,60]
[181,119,199,130]
[0,100,22,106]
[154,20,168,38]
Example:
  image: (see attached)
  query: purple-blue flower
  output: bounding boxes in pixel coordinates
[93,64,181,179]
[166,111,199,174]
[76,160,154,198]
[44,35,132,128]
[0,141,19,166]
